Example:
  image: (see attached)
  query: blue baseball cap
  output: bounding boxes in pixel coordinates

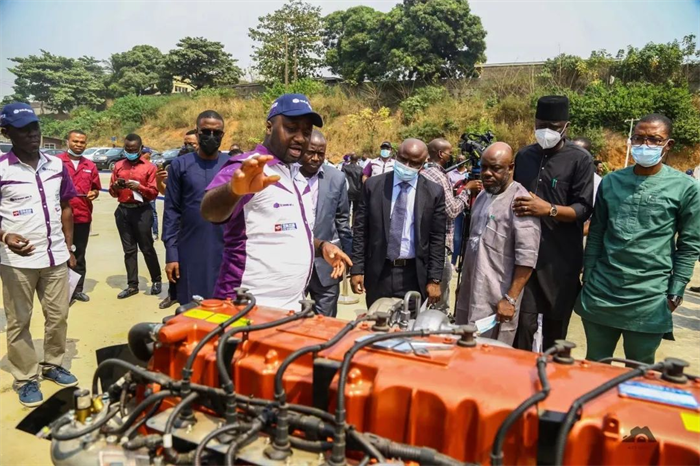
[142,146,152,154]
[0,102,39,128]
[267,94,323,127]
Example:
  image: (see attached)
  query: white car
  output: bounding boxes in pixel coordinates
[82,147,112,162]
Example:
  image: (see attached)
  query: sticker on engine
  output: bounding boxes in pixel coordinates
[183,309,215,320]
[205,313,251,327]
[681,412,700,433]
[618,381,699,410]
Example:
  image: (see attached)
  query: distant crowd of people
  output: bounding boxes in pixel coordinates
[1,93,699,408]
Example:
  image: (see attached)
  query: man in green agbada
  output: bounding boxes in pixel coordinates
[575,113,700,364]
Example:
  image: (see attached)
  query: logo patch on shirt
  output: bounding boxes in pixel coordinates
[273,203,294,208]
[12,208,33,216]
[83,169,92,173]
[274,223,297,232]
[9,195,31,202]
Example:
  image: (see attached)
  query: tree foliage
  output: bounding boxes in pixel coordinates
[323,6,385,83]
[166,37,242,90]
[7,50,106,112]
[249,0,324,83]
[107,45,172,97]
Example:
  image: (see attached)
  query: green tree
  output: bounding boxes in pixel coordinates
[7,50,105,113]
[377,0,487,82]
[613,35,699,85]
[107,45,172,97]
[323,6,385,83]
[165,37,242,90]
[249,0,324,83]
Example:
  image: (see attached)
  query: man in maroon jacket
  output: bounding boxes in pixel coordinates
[59,130,101,303]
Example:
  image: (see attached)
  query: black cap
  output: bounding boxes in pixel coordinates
[380,141,392,149]
[536,95,569,121]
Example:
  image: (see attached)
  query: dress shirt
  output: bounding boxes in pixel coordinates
[59,152,101,224]
[109,157,158,203]
[294,166,323,231]
[390,174,418,259]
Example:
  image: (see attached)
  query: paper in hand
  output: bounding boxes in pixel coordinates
[475,314,498,335]
[68,269,82,299]
[133,191,144,202]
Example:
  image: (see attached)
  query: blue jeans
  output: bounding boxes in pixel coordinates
[452,213,464,265]
[150,201,158,236]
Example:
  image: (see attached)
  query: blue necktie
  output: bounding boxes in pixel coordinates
[388,182,409,261]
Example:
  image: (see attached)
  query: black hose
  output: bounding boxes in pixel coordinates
[181,292,256,381]
[348,428,386,462]
[193,423,239,466]
[51,406,120,441]
[552,361,665,465]
[328,328,463,465]
[490,345,559,466]
[367,432,473,466]
[162,392,200,465]
[105,390,174,435]
[224,412,269,466]
[122,398,165,440]
[289,436,333,452]
[92,359,171,395]
[128,322,159,362]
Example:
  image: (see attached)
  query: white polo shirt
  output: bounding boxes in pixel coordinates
[363,157,395,178]
[0,151,77,269]
[207,145,314,310]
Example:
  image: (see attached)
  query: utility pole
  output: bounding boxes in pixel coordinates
[284,34,289,86]
[623,117,639,167]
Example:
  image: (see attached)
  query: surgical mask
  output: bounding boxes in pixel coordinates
[67,148,82,158]
[535,127,565,150]
[183,144,195,154]
[380,149,391,159]
[199,134,222,156]
[631,143,667,168]
[124,151,140,161]
[393,160,419,182]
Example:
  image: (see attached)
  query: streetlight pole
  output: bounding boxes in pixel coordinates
[623,118,639,167]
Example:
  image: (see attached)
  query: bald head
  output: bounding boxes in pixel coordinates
[310,129,326,145]
[397,138,429,170]
[299,129,327,177]
[427,138,453,168]
[480,142,514,195]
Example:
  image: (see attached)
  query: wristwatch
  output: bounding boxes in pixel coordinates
[503,294,517,306]
[430,279,441,285]
[549,204,558,217]
[668,295,683,308]
[70,245,77,253]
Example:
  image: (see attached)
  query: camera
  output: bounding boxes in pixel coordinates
[458,130,495,178]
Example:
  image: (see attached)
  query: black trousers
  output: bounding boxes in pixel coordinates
[306,268,339,317]
[168,280,178,301]
[72,222,91,294]
[365,259,420,309]
[115,204,162,288]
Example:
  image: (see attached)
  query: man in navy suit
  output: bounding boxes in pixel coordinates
[351,138,446,308]
[295,130,352,316]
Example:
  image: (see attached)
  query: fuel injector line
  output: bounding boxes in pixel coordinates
[92,358,171,395]
[224,410,272,466]
[328,327,467,466]
[552,361,665,466]
[51,405,121,441]
[162,391,200,465]
[490,344,559,466]
[268,315,373,458]
[216,301,315,427]
[105,390,174,436]
[193,423,240,466]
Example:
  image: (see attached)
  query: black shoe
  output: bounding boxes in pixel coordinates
[72,292,90,302]
[689,286,700,293]
[159,296,178,309]
[118,288,139,299]
[151,282,162,295]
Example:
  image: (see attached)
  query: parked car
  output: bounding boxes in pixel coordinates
[43,148,64,156]
[94,148,125,171]
[0,142,12,154]
[150,148,180,169]
[83,146,113,162]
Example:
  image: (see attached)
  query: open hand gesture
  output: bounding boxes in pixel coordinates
[231,155,281,196]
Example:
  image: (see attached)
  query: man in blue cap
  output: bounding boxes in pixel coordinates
[0,102,79,407]
[201,94,352,310]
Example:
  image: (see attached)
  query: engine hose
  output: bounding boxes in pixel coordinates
[105,390,174,436]
[348,428,386,462]
[224,412,271,466]
[51,406,120,441]
[128,322,159,363]
[552,361,665,466]
[289,436,333,452]
[367,432,474,466]
[122,398,165,440]
[357,455,371,466]
[92,358,171,395]
[181,291,256,381]
[490,345,559,466]
[162,392,200,464]
[193,423,240,466]
[328,328,464,466]
[122,434,163,451]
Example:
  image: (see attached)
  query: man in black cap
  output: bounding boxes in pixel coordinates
[362,141,395,182]
[511,95,595,351]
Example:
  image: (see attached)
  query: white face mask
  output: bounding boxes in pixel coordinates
[535,126,566,150]
[67,148,83,158]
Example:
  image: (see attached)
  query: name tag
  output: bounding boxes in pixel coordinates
[83,169,92,173]
[275,223,297,232]
[12,208,34,216]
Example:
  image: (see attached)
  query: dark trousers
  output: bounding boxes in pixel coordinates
[115,204,162,288]
[582,319,663,364]
[72,222,91,294]
[306,268,339,317]
[452,213,464,265]
[350,198,361,226]
[150,201,159,236]
[168,280,178,301]
[366,259,420,309]
[514,272,573,352]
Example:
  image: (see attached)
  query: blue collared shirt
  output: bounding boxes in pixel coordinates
[389,174,418,259]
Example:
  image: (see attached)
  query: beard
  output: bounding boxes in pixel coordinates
[485,181,507,195]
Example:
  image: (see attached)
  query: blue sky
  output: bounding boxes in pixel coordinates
[1,0,698,97]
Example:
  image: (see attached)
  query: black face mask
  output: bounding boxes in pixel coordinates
[199,134,222,155]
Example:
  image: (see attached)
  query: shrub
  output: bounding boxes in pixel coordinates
[260,78,325,109]
[399,85,447,123]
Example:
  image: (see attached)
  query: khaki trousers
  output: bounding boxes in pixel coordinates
[1,263,70,385]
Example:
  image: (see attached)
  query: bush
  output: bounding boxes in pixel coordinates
[260,78,325,109]
[399,85,447,123]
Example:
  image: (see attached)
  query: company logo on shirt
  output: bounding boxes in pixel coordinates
[9,195,31,202]
[274,223,297,232]
[273,203,294,208]
[12,208,34,216]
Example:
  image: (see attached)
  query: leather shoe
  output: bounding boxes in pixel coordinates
[72,292,90,302]
[118,288,139,299]
[159,296,178,309]
[151,282,162,295]
[689,286,700,293]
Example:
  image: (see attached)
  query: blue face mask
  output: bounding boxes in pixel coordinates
[631,143,666,168]
[124,151,140,161]
[393,160,419,182]
[380,149,391,159]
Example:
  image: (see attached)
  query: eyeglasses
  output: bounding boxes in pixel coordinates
[199,129,224,137]
[630,135,668,146]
